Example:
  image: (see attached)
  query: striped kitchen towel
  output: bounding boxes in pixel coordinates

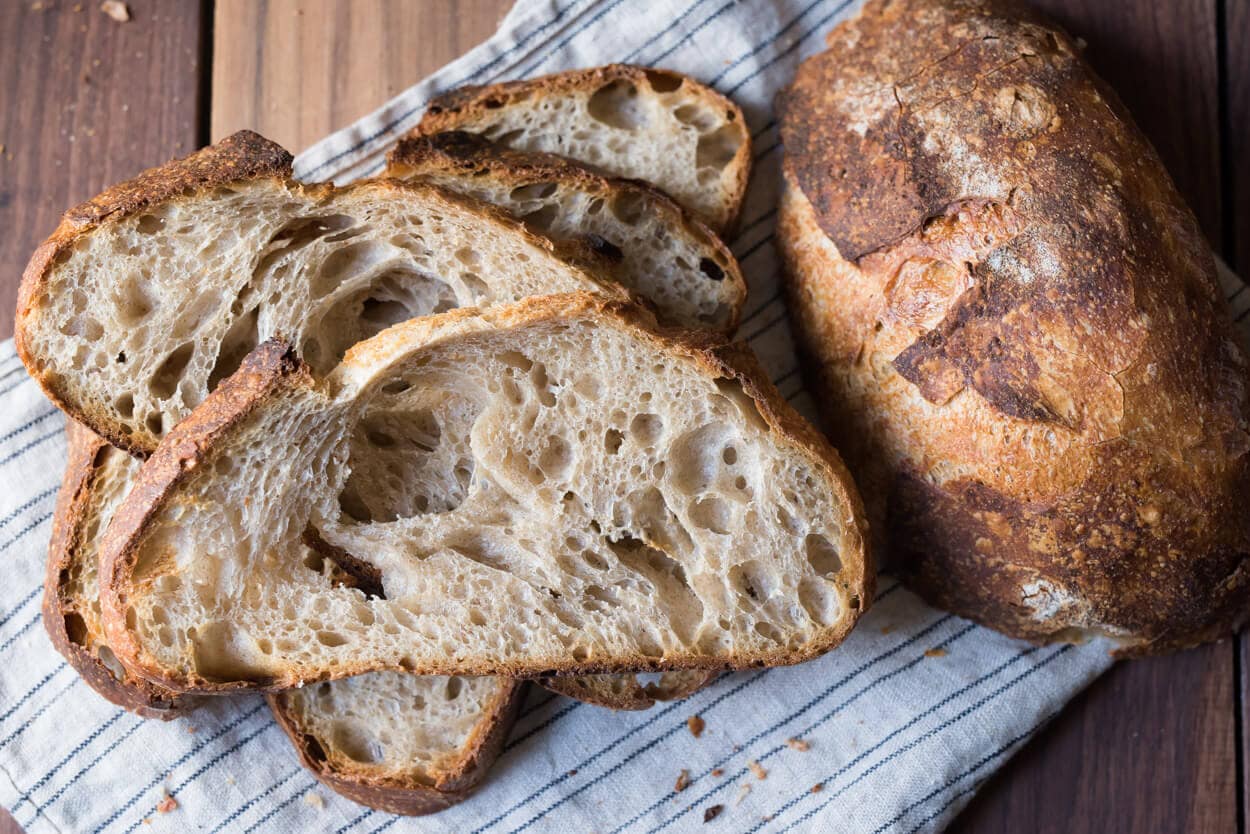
[10,0,1240,830]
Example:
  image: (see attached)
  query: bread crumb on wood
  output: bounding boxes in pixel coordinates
[786,737,811,751]
[674,769,690,792]
[155,793,177,814]
[303,792,324,810]
[811,783,824,793]
[925,647,948,658]
[711,768,724,777]
[748,760,767,780]
[734,783,751,805]
[100,1,130,22]
[703,804,724,822]
[687,715,705,738]
[30,1,47,11]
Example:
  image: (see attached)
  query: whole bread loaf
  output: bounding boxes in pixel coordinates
[777,0,1250,654]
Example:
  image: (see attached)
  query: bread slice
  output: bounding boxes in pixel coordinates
[99,293,870,692]
[387,132,746,331]
[542,670,715,711]
[45,422,522,814]
[16,130,627,457]
[44,421,189,718]
[268,674,522,815]
[413,65,751,233]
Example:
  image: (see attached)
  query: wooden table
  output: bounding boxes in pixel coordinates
[0,1,1246,831]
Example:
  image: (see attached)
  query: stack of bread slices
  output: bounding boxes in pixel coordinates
[19,64,871,814]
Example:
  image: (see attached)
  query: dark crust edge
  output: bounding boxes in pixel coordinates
[540,670,717,711]
[411,64,752,234]
[42,420,189,719]
[386,131,748,332]
[15,130,296,458]
[266,679,524,815]
[100,292,873,692]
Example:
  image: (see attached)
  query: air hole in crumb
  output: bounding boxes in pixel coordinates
[696,124,742,170]
[136,214,165,234]
[609,190,647,225]
[587,80,647,131]
[690,495,732,534]
[150,343,195,399]
[604,428,624,455]
[521,204,559,231]
[115,393,135,419]
[629,413,664,446]
[699,258,726,281]
[805,533,842,577]
[445,677,463,699]
[644,69,683,92]
[509,182,558,201]
[64,612,87,645]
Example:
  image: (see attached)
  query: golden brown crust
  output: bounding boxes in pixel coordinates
[386,131,747,332]
[267,680,524,815]
[778,0,1250,654]
[541,671,717,711]
[413,64,752,234]
[15,132,295,458]
[42,421,189,718]
[100,292,872,691]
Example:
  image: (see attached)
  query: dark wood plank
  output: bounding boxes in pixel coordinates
[954,643,1237,833]
[0,0,206,342]
[211,0,512,151]
[0,2,205,832]
[954,0,1236,831]
[1228,0,1250,269]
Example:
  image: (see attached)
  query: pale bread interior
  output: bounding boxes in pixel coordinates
[112,300,862,685]
[389,150,744,330]
[421,70,747,231]
[59,426,514,785]
[61,442,143,682]
[24,179,609,450]
[279,672,505,782]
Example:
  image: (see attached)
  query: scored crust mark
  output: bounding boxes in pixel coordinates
[387,131,748,332]
[414,64,752,234]
[98,292,870,692]
[268,676,523,816]
[777,0,1250,653]
[15,129,630,457]
[42,421,189,719]
[541,670,717,710]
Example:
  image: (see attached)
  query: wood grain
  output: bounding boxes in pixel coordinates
[0,0,206,342]
[211,0,512,152]
[954,643,1237,833]
[1228,0,1250,270]
[0,1,205,830]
